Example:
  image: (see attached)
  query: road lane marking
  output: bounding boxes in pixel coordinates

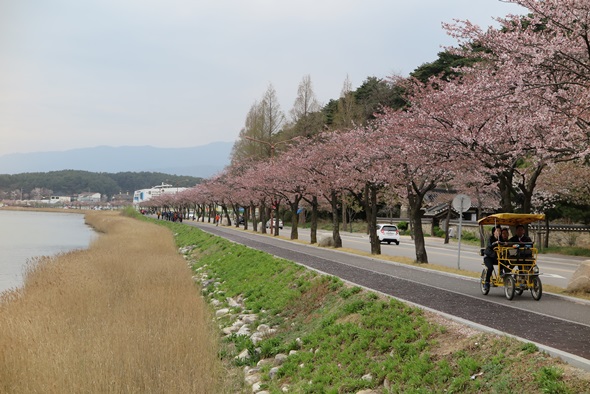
[541,273,567,279]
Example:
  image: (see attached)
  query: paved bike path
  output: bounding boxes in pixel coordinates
[187,222,590,369]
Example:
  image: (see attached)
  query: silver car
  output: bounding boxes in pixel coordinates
[376,224,400,245]
[266,219,283,229]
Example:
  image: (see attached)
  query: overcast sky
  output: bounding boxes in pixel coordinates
[0,0,525,156]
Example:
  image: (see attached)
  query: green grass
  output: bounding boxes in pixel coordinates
[144,217,590,393]
[542,246,590,257]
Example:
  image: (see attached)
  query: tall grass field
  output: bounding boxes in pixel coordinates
[0,211,224,393]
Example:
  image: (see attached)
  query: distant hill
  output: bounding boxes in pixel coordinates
[0,142,233,178]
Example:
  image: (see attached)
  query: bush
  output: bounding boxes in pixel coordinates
[461,230,479,241]
[433,226,445,238]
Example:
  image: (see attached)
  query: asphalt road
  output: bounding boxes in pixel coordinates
[181,220,590,370]
[282,225,584,289]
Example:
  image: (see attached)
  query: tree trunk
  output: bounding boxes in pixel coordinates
[519,164,544,214]
[289,197,301,240]
[330,190,342,248]
[342,198,348,232]
[498,171,513,212]
[310,196,318,244]
[243,206,249,230]
[250,201,257,232]
[233,203,240,227]
[408,192,428,263]
[273,203,280,236]
[260,202,267,234]
[366,183,381,255]
[222,204,231,226]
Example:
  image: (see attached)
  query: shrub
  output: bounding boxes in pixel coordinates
[433,226,446,238]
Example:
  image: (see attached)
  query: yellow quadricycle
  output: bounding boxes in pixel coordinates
[478,213,544,301]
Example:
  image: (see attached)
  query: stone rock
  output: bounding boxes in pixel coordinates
[251,384,263,393]
[288,350,298,356]
[236,349,250,361]
[221,327,234,336]
[231,320,245,330]
[241,314,258,324]
[245,367,260,375]
[269,366,280,379]
[318,236,335,247]
[256,358,273,367]
[566,260,590,293]
[257,324,270,332]
[281,385,290,393]
[201,279,215,288]
[237,325,251,336]
[244,373,261,385]
[356,390,379,394]
[274,353,288,365]
[250,332,264,344]
[361,373,373,382]
[383,378,390,389]
[227,297,241,308]
[215,308,230,317]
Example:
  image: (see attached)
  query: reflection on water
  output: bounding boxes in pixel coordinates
[0,210,96,294]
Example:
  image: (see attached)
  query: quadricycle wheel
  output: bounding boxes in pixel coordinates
[480,268,490,295]
[504,275,515,300]
[530,276,542,301]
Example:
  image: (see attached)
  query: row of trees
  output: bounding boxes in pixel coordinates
[0,170,202,200]
[142,0,590,263]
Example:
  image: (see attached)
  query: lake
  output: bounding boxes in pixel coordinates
[0,210,96,294]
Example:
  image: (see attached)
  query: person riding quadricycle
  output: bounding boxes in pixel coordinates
[478,213,544,301]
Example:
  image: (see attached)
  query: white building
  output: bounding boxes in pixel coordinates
[133,183,187,205]
[77,192,102,203]
[49,195,72,204]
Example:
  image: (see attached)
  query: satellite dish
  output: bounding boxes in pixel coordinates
[452,194,472,213]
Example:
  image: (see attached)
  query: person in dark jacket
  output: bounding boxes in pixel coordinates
[483,225,503,290]
[509,224,533,273]
[509,224,532,243]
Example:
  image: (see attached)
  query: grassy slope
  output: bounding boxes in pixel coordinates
[150,218,590,393]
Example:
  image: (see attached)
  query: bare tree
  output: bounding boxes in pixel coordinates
[288,75,323,138]
[260,84,285,147]
[231,100,266,164]
[333,75,361,130]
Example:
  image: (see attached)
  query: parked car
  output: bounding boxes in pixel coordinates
[266,219,284,229]
[376,224,400,245]
[237,215,245,225]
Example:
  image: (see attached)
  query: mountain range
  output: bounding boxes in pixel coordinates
[0,142,234,178]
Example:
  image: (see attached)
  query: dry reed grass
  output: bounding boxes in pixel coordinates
[0,211,224,393]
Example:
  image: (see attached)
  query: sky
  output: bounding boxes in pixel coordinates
[0,0,526,156]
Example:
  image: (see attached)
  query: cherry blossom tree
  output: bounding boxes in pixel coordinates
[372,103,457,263]
[446,0,590,157]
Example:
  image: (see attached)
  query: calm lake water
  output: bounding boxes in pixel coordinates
[0,210,96,295]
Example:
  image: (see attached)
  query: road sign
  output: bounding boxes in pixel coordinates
[452,194,472,213]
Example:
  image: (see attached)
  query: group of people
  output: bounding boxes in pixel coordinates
[156,210,183,222]
[483,224,532,290]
